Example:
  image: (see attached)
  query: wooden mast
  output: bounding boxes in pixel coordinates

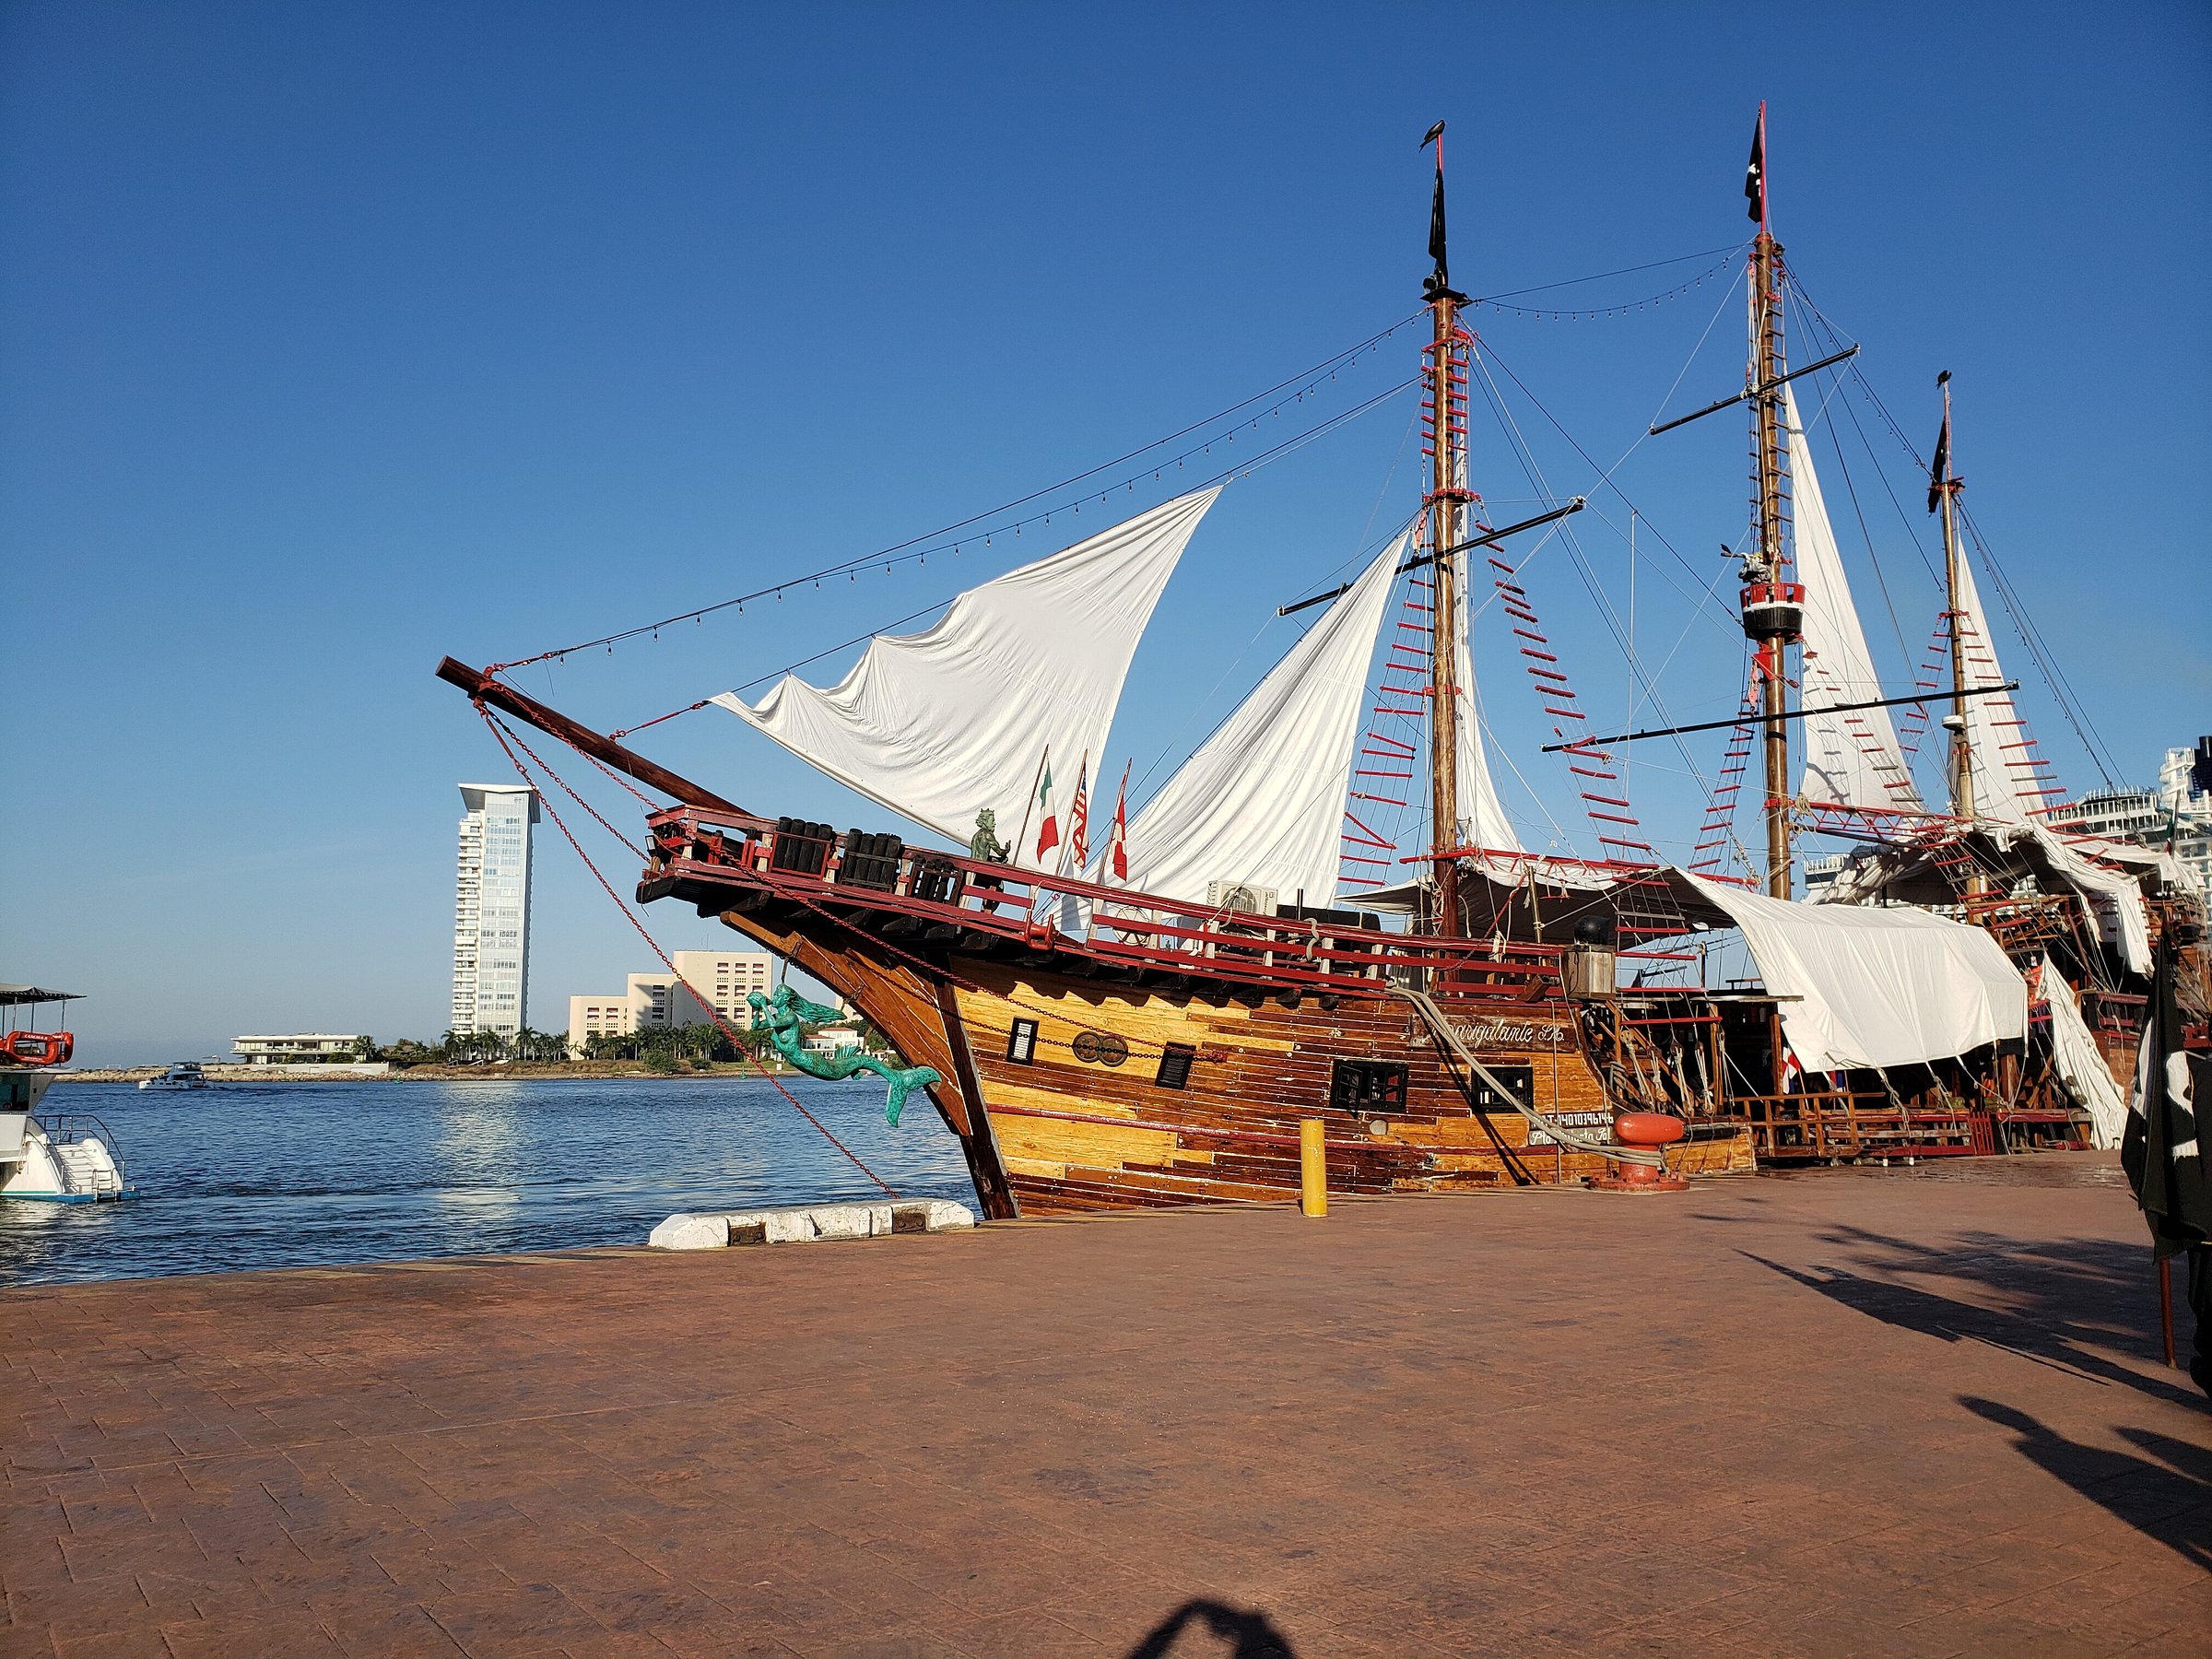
[1934,371,1974,820]
[1423,123,1469,937]
[1747,102,1795,900]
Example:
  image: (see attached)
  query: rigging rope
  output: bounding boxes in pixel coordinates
[603,376,1421,735]
[1462,342,1724,854]
[1466,243,1748,322]
[487,318,1430,674]
[475,706,901,1196]
[1784,276,2122,792]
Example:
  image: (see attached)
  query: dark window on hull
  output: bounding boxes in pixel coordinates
[1156,1043,1195,1089]
[1006,1019,1038,1064]
[1331,1059,1408,1112]
[1465,1063,1534,1113]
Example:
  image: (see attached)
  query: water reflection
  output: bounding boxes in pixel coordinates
[0,1076,972,1286]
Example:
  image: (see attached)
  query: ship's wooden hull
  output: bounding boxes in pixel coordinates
[712,906,1753,1218]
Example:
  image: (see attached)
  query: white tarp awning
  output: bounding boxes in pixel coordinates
[1683,873,2027,1073]
[2037,956,2127,1149]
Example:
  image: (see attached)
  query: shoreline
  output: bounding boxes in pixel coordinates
[43,1060,817,1084]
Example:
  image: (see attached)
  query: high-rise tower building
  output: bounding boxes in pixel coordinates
[452,783,538,1038]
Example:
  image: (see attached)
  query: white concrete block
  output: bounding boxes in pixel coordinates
[762,1209,818,1244]
[648,1213,729,1251]
[651,1197,979,1250]
[806,1205,874,1241]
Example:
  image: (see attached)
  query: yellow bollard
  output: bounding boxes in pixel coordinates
[1300,1118,1327,1217]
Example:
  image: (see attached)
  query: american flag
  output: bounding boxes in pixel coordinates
[1067,756,1090,872]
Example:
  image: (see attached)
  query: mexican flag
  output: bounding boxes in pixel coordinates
[1033,761,1058,861]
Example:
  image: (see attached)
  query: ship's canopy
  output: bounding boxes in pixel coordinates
[1681,872,2026,1073]
[1818,818,2151,975]
[1113,530,1405,912]
[1782,383,1921,812]
[1949,551,2061,822]
[713,488,1218,860]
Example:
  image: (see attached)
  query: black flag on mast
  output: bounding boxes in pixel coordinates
[1422,121,1451,299]
[1927,377,1952,513]
[1744,114,1765,224]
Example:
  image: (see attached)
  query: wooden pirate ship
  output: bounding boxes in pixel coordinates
[440,113,2200,1218]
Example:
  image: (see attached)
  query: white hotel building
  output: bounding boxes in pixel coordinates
[567,951,776,1053]
[452,783,538,1039]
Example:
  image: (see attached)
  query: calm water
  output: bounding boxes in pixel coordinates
[1,1076,976,1286]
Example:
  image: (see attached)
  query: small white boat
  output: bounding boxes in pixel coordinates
[2,985,135,1202]
[138,1061,207,1091]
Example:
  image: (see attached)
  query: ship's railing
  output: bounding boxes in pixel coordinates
[641,805,1580,998]
[33,1111,130,1194]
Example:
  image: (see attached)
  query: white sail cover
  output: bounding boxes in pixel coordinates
[1112,532,1401,911]
[1950,552,2059,822]
[1683,873,2027,1074]
[1451,549,1524,853]
[714,489,1218,857]
[1782,384,1920,811]
[2037,955,2127,1150]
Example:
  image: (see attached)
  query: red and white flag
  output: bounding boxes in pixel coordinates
[1067,755,1091,873]
[1032,758,1058,861]
[1107,762,1131,881]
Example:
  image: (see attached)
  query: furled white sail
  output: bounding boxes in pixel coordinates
[1950,553,2060,822]
[1112,532,1402,912]
[2037,955,2128,1150]
[1782,383,1921,812]
[1451,549,1524,853]
[714,488,1218,857]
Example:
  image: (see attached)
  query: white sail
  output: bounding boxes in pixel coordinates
[1451,548,1524,853]
[1782,383,1921,811]
[1950,552,2059,822]
[2038,956,2128,1149]
[1113,531,1402,912]
[714,488,1218,856]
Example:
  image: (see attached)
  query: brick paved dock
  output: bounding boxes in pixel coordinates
[5,1154,2206,1656]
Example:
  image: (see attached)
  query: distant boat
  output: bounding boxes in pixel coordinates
[138,1062,208,1091]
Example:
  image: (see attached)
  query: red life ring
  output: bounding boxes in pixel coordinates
[3,1031,73,1067]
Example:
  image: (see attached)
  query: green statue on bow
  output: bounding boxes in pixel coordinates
[747,984,942,1126]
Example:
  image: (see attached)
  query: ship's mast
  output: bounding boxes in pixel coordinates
[1933,371,1974,820]
[1743,102,1798,899]
[1422,123,1471,937]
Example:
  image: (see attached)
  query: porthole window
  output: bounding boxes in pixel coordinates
[1072,1030,1129,1067]
[1006,1018,1039,1065]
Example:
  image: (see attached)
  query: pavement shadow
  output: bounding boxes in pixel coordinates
[1961,1396,2212,1570]
[1745,1229,2202,1408]
[1125,1599,1300,1658]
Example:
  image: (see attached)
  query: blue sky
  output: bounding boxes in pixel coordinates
[5,2,2206,1063]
